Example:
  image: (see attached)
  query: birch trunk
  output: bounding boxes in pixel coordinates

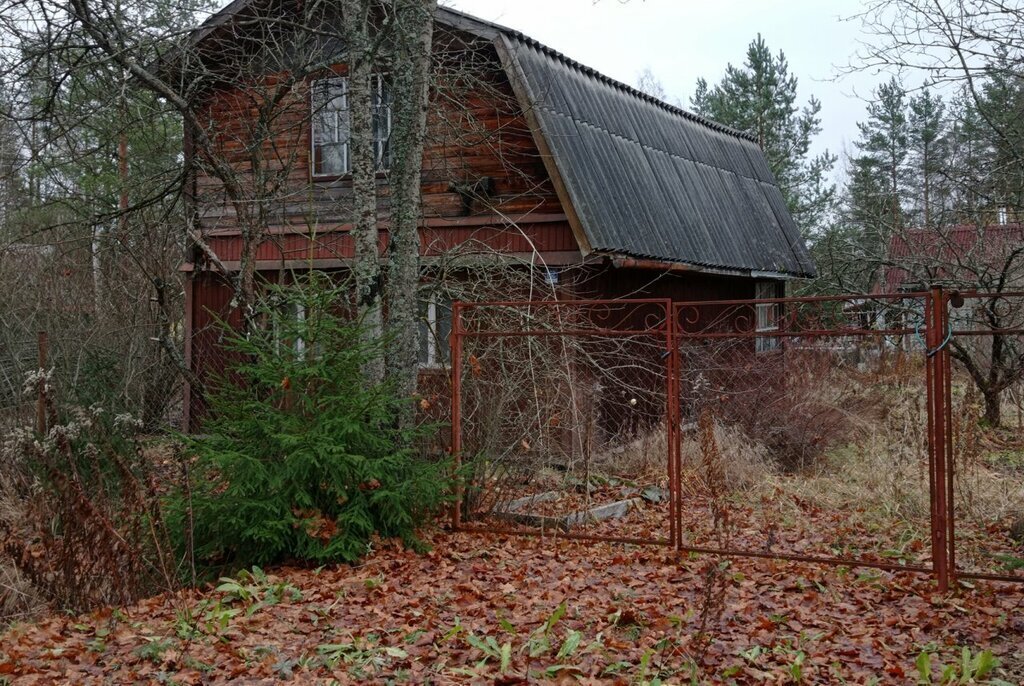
[385,0,435,419]
[342,0,384,383]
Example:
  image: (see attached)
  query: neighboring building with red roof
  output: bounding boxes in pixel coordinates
[881,223,1024,293]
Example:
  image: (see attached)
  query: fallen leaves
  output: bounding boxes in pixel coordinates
[0,530,1022,683]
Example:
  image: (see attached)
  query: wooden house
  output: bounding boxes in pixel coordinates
[178,5,815,428]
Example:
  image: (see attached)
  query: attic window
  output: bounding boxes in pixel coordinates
[311,74,391,177]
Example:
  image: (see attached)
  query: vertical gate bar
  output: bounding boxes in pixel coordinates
[941,292,957,584]
[928,286,950,592]
[924,292,937,579]
[673,304,683,551]
[666,300,679,551]
[451,301,463,531]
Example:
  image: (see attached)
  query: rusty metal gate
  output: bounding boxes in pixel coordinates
[450,290,1024,590]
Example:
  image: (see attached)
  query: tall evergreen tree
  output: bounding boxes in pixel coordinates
[975,55,1024,222]
[691,35,836,237]
[907,88,948,229]
[943,94,989,224]
[851,77,909,236]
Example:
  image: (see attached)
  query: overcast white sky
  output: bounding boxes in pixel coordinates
[444,0,891,182]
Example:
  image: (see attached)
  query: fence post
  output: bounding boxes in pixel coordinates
[36,330,48,435]
[450,301,463,531]
[940,290,957,587]
[666,300,680,551]
[926,287,950,592]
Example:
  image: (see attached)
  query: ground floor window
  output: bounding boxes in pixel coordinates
[755,280,780,353]
[419,293,452,368]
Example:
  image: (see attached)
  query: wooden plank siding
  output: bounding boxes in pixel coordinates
[188,31,571,261]
[197,219,577,264]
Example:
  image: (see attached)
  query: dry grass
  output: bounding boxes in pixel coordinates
[0,476,45,626]
[680,420,773,495]
[0,555,43,626]
[785,380,1024,530]
[591,421,671,484]
[589,417,775,493]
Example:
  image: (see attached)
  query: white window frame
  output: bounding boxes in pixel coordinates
[419,293,451,369]
[270,298,307,359]
[293,302,307,360]
[755,281,780,353]
[311,74,391,177]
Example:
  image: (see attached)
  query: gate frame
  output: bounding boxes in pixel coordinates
[449,289,1024,590]
[450,298,677,548]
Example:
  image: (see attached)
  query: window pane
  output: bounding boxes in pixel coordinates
[312,77,350,175]
[373,77,392,169]
[318,142,347,176]
[755,281,780,352]
[336,104,350,148]
[436,299,452,363]
[417,294,452,367]
[328,79,347,113]
[418,299,432,366]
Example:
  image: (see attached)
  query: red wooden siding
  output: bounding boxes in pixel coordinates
[189,32,565,243]
[199,218,577,265]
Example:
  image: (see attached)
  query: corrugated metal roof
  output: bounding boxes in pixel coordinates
[494,33,815,277]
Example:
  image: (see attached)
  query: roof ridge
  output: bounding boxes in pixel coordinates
[436,6,758,144]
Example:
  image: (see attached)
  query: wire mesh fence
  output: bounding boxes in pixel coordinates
[948,291,1024,582]
[6,285,1021,586]
[0,326,187,436]
[673,293,935,574]
[451,290,1024,589]
[452,300,675,545]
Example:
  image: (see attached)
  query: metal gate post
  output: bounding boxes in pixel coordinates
[926,287,950,592]
[940,291,957,586]
[666,301,680,551]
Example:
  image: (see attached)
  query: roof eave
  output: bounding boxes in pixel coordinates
[608,254,814,280]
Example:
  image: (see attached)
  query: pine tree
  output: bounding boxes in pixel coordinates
[943,94,989,224]
[852,77,909,236]
[975,55,1024,222]
[907,88,948,229]
[690,35,836,236]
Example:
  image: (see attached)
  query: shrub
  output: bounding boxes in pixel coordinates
[178,277,450,571]
[680,343,869,472]
[0,372,175,614]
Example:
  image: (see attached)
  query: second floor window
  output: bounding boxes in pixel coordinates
[311,74,391,177]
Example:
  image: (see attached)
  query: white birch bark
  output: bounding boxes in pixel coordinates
[385,0,435,418]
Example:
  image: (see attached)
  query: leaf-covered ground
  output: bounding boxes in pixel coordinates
[1,531,1022,684]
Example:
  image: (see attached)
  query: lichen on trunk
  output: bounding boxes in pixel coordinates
[384,0,436,421]
[342,0,384,384]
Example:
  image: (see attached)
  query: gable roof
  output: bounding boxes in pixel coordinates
[184,3,817,278]
[882,224,1024,291]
